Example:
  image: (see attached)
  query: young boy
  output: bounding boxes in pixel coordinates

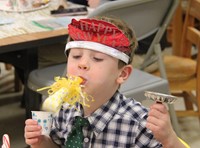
[24,16,186,147]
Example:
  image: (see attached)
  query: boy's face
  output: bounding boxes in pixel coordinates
[66,48,128,100]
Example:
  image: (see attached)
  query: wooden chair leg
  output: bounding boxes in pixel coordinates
[183,91,194,110]
[172,91,196,110]
[4,64,12,70]
[14,70,22,92]
[173,90,200,122]
[3,63,23,93]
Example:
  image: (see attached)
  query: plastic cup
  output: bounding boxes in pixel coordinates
[31,111,53,135]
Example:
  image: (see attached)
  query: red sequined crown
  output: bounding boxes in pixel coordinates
[68,18,131,53]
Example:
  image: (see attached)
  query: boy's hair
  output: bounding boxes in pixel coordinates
[66,16,138,66]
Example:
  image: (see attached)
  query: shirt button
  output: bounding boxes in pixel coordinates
[84,137,89,143]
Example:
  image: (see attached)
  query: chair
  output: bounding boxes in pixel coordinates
[150,0,200,119]
[27,0,181,136]
[4,64,22,92]
[0,63,22,103]
[88,0,178,41]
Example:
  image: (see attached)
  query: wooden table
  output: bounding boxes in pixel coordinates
[0,28,68,117]
[0,28,68,53]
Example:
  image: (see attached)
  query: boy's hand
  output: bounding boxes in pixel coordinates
[24,119,43,146]
[146,103,177,146]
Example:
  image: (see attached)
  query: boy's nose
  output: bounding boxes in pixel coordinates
[78,64,90,70]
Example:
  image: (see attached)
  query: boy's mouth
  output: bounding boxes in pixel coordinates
[79,76,87,86]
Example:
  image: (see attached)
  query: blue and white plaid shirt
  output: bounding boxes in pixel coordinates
[50,91,162,148]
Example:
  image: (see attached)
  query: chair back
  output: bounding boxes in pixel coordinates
[180,0,200,107]
[88,0,179,75]
[181,0,200,58]
[88,0,177,41]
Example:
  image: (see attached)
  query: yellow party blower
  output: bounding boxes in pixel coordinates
[37,76,94,112]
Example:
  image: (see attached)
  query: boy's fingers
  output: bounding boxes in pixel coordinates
[25,130,41,139]
[146,121,160,134]
[25,137,39,145]
[150,103,168,113]
[148,107,167,121]
[147,114,163,126]
[25,125,42,132]
[25,119,38,125]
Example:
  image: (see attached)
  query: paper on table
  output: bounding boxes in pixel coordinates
[32,16,74,30]
[0,17,15,25]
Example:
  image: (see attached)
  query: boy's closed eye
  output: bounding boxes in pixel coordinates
[93,57,103,62]
[71,55,103,61]
[71,52,104,61]
[72,55,82,59]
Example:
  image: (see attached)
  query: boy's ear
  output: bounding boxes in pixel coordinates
[117,65,133,84]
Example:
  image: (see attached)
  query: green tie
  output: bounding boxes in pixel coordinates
[66,116,89,148]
